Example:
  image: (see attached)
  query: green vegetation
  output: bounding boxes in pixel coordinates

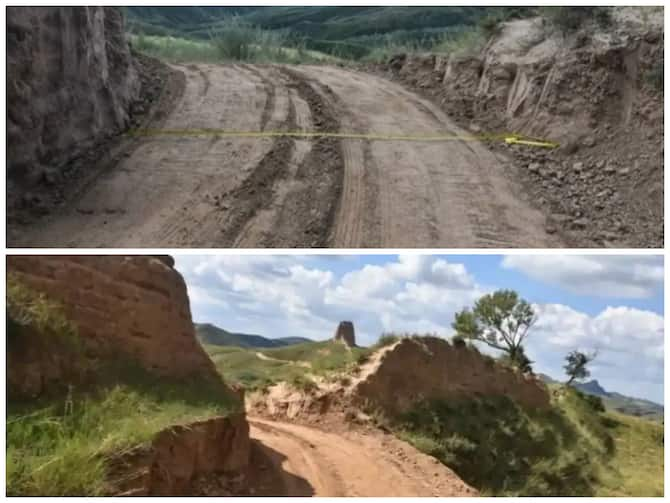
[126,6,542,64]
[195,322,312,349]
[7,369,240,496]
[6,279,241,496]
[564,349,597,385]
[372,333,401,350]
[453,289,536,372]
[131,32,336,65]
[393,386,663,496]
[596,412,664,496]
[204,340,372,390]
[7,275,80,351]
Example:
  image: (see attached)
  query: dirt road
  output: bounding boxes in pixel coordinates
[248,417,476,496]
[13,63,559,248]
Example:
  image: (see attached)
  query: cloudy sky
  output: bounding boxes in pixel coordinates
[174,254,664,404]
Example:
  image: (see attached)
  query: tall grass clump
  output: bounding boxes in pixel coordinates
[7,359,241,496]
[210,16,258,61]
[7,275,80,351]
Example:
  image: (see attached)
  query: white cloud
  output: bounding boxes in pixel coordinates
[174,254,664,403]
[501,255,663,298]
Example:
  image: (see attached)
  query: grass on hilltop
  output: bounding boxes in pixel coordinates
[204,340,371,391]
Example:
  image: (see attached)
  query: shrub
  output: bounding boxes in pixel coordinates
[542,7,611,34]
[451,334,467,348]
[290,374,318,392]
[373,333,401,349]
[210,16,257,61]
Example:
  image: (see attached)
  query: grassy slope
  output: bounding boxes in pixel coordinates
[204,340,371,390]
[393,385,663,496]
[596,413,664,496]
[6,277,241,496]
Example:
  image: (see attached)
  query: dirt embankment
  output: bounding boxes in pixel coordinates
[8,255,218,397]
[7,8,138,204]
[375,8,663,247]
[352,337,549,414]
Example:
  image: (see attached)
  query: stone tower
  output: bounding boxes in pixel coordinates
[333,321,356,347]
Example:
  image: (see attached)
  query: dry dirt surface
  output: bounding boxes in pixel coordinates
[11,63,561,248]
[246,417,477,497]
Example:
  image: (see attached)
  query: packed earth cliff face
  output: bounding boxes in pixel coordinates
[375,8,663,247]
[7,255,217,396]
[7,7,139,192]
[353,337,550,413]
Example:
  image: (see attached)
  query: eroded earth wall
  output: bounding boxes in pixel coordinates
[7,7,139,186]
[7,255,217,380]
[354,337,550,414]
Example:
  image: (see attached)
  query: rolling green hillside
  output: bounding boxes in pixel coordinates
[539,375,663,420]
[195,322,312,349]
[203,340,370,390]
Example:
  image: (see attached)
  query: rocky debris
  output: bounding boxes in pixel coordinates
[371,8,663,247]
[7,256,218,387]
[333,321,356,347]
[106,413,251,496]
[352,337,550,414]
[7,7,139,189]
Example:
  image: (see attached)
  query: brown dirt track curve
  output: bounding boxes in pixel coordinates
[12,63,560,248]
[247,417,477,496]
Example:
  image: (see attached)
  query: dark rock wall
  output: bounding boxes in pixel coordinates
[7,7,139,186]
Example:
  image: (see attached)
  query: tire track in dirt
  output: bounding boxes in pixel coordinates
[240,64,276,132]
[216,71,297,247]
[12,62,560,248]
[248,417,477,497]
[259,67,344,247]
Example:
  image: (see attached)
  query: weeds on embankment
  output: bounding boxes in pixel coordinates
[393,386,663,496]
[6,279,241,496]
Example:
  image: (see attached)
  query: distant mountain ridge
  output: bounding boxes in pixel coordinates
[538,375,663,420]
[195,322,312,349]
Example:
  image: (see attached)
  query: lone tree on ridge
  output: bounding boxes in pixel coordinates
[452,289,537,372]
[563,350,598,385]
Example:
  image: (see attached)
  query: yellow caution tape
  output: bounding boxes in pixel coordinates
[126,128,559,148]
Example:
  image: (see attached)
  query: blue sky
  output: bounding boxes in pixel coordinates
[174,254,664,404]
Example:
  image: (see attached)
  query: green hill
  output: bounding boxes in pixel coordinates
[195,322,312,349]
[538,375,663,420]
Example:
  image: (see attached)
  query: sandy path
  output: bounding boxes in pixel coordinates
[248,417,476,496]
[12,63,559,248]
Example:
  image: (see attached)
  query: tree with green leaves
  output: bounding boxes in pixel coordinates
[564,350,597,385]
[452,289,537,371]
